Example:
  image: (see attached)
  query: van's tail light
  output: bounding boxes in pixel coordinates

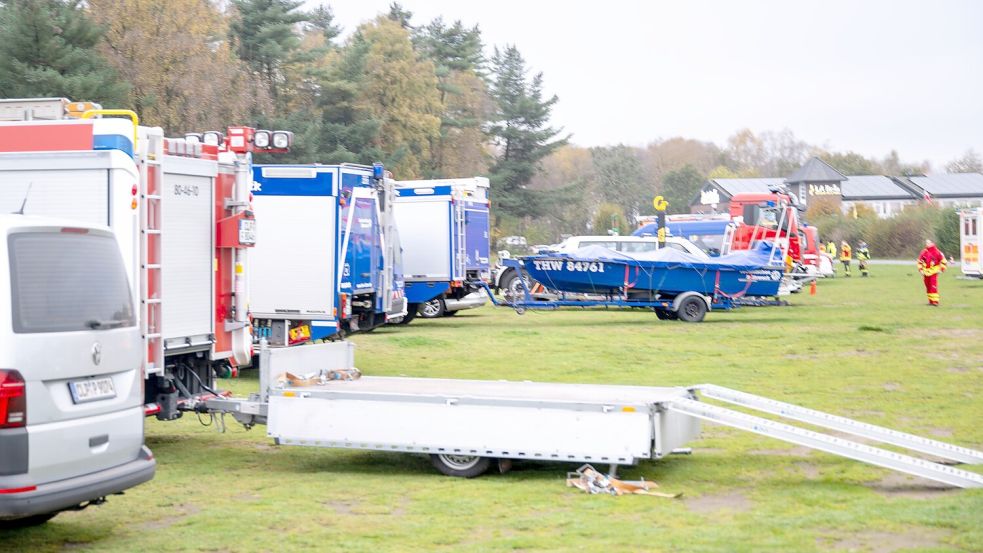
[0,370,26,428]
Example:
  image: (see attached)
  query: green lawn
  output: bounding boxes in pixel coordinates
[6,266,983,552]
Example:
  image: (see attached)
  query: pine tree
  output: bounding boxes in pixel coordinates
[229,0,307,107]
[387,2,413,30]
[415,18,490,177]
[308,4,342,43]
[0,0,127,105]
[315,31,385,165]
[488,45,568,219]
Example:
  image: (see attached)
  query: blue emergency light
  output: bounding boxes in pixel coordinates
[372,162,385,180]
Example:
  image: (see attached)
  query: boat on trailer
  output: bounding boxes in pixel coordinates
[520,242,785,299]
[479,242,786,322]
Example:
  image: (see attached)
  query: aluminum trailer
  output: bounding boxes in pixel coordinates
[203,342,983,486]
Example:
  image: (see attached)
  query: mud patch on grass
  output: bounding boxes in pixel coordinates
[324,498,362,515]
[901,327,983,340]
[817,526,952,552]
[795,462,821,479]
[390,336,450,348]
[138,504,201,530]
[750,445,813,458]
[882,382,902,392]
[867,472,957,500]
[693,447,727,455]
[928,427,953,438]
[684,490,751,514]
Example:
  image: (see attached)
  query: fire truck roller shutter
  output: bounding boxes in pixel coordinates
[160,157,216,350]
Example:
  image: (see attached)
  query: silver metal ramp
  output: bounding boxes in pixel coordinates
[669,386,983,489]
[697,384,983,465]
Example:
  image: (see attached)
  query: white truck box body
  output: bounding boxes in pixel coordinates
[0,150,139,311]
[249,166,338,319]
[960,208,982,278]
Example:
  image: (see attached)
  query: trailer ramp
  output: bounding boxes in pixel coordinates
[670,385,983,489]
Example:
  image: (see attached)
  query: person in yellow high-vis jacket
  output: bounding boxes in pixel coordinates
[856,241,871,277]
[840,241,852,277]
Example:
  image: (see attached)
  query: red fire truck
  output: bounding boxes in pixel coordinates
[0,98,289,420]
[724,187,824,274]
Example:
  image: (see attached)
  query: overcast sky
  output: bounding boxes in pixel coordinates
[311,0,982,169]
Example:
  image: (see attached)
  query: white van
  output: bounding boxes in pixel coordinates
[0,215,154,527]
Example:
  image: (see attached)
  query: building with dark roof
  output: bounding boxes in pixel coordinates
[841,176,920,217]
[689,158,983,217]
[904,174,983,208]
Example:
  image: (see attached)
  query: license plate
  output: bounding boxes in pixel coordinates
[69,377,116,404]
[239,219,256,245]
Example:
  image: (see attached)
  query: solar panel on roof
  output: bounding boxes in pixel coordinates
[840,176,915,199]
[910,174,983,197]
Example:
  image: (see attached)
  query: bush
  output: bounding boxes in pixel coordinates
[807,204,956,259]
[934,208,960,258]
[591,203,630,236]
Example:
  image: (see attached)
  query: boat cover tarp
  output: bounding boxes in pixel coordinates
[544,241,782,271]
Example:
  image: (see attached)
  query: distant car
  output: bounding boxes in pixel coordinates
[492,235,709,298]
[500,235,527,247]
[549,235,709,257]
[0,215,155,528]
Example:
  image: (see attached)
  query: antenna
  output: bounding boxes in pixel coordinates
[13,183,32,215]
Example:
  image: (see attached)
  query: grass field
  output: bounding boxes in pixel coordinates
[4,266,982,552]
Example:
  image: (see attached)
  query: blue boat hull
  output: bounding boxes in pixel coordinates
[522,257,783,298]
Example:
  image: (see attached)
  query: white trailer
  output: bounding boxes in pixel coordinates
[204,342,983,486]
[959,207,982,278]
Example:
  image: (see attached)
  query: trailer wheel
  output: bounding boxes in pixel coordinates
[419,298,446,318]
[501,270,531,301]
[430,454,493,478]
[676,296,707,323]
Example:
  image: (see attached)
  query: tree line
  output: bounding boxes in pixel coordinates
[0,0,979,245]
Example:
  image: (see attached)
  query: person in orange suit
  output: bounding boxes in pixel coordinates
[917,239,947,306]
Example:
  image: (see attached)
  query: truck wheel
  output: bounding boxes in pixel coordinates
[419,298,446,319]
[676,296,707,323]
[430,454,493,478]
[398,304,418,325]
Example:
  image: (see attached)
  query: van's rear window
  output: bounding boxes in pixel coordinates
[8,231,135,333]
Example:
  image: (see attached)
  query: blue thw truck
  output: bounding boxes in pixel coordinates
[391,178,491,323]
[248,163,406,344]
